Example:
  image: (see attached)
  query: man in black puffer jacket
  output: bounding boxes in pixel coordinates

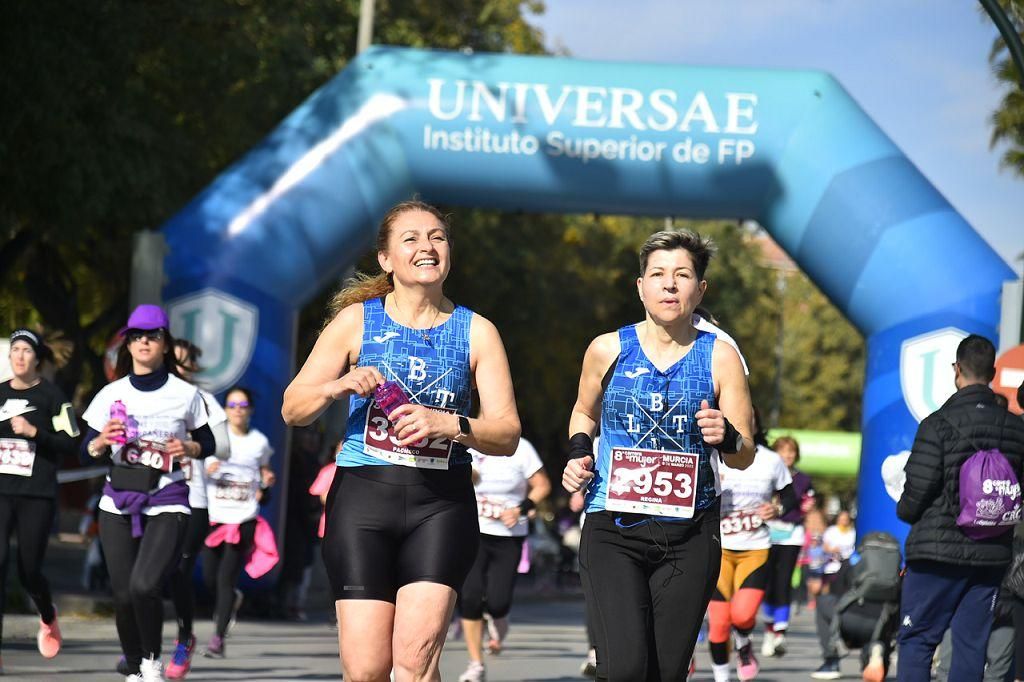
[895,334,1024,682]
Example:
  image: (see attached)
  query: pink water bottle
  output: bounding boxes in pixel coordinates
[374,381,410,419]
[109,400,128,444]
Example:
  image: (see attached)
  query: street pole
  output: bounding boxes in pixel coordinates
[357,0,376,54]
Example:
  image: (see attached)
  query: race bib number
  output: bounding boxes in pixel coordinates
[213,478,256,507]
[363,402,454,469]
[123,438,173,473]
[605,447,698,518]
[721,508,765,536]
[0,438,36,477]
[476,496,508,520]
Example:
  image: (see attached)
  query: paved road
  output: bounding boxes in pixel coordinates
[2,598,877,681]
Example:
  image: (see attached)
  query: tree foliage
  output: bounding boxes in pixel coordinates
[0,0,547,397]
[987,0,1024,176]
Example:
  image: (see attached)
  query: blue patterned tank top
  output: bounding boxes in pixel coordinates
[586,323,719,519]
[337,297,473,468]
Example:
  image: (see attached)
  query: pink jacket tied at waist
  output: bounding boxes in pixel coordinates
[205,516,280,579]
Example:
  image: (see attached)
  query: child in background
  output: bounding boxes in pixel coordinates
[802,508,828,610]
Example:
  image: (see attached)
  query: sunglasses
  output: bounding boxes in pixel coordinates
[128,329,165,343]
[226,401,251,409]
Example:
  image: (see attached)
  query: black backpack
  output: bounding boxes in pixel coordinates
[830,532,903,649]
[848,532,902,603]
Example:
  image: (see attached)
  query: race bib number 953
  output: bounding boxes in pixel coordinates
[605,447,698,518]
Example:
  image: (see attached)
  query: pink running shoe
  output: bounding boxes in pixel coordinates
[37,610,62,658]
[737,642,760,681]
[165,636,196,679]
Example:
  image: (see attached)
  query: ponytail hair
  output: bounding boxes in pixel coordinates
[323,199,450,327]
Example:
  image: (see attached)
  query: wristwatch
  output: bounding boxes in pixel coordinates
[457,415,472,440]
[87,438,107,459]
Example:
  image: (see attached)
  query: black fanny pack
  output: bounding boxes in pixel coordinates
[109,465,162,493]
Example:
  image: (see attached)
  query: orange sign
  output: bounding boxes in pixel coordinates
[995,344,1024,415]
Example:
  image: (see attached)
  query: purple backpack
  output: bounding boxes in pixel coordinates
[946,412,1020,540]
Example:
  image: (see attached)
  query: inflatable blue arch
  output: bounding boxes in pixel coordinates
[160,47,1014,541]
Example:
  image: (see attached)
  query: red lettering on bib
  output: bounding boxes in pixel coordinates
[606,447,698,518]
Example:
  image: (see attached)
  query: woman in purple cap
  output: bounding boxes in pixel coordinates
[0,329,79,673]
[81,305,216,682]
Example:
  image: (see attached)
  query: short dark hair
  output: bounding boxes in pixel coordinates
[225,385,254,406]
[1017,380,1024,412]
[638,229,715,279]
[955,334,996,382]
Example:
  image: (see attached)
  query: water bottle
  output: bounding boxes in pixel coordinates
[374,381,411,419]
[109,400,128,444]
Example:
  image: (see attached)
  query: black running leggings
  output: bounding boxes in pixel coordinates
[100,510,188,666]
[458,534,525,620]
[0,495,56,653]
[763,544,801,618]
[580,506,721,682]
[170,507,210,642]
[203,519,255,638]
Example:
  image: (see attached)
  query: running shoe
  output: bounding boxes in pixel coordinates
[580,647,597,678]
[486,615,508,654]
[811,658,842,680]
[862,642,886,682]
[140,656,165,682]
[736,642,759,681]
[165,636,196,679]
[227,588,244,634]
[203,635,225,658]
[458,660,485,682]
[126,675,143,682]
[37,609,62,658]
[773,632,787,657]
[760,630,776,657]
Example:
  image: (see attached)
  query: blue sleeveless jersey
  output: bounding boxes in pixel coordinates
[586,324,719,519]
[337,297,473,468]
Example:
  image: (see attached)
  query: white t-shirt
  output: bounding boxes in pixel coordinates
[694,314,749,375]
[207,428,273,525]
[82,375,208,517]
[718,445,792,551]
[823,525,856,560]
[185,389,228,510]
[471,438,544,538]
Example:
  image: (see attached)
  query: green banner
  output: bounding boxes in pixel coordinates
[765,429,861,477]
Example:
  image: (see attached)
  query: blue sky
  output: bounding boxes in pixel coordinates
[527,0,1024,273]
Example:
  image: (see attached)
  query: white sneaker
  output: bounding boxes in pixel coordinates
[458,660,485,682]
[140,657,165,682]
[773,632,787,656]
[126,676,143,682]
[760,630,776,657]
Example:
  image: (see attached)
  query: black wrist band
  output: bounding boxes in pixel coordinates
[569,432,594,457]
[720,418,740,454]
[519,498,536,515]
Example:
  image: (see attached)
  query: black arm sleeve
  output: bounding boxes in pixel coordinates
[189,424,216,458]
[776,483,798,517]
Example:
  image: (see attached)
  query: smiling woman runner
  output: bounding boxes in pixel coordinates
[562,229,756,682]
[282,200,520,682]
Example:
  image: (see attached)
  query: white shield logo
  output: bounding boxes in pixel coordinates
[900,327,968,423]
[167,289,259,393]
